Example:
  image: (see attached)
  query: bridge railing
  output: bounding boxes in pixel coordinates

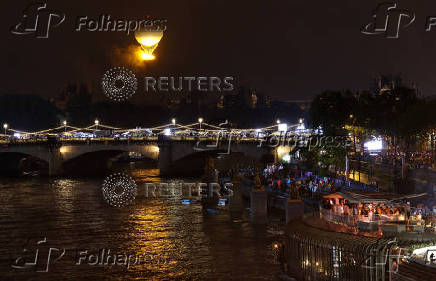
[0,136,264,145]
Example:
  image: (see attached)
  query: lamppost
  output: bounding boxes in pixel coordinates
[94,119,99,138]
[3,123,7,136]
[172,118,176,127]
[276,119,280,124]
[198,118,203,130]
[63,120,67,134]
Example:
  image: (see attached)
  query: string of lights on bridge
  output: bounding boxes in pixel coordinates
[0,118,306,139]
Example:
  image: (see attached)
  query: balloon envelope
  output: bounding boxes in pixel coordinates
[134,30,164,55]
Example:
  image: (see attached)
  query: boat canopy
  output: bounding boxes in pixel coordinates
[323,192,427,204]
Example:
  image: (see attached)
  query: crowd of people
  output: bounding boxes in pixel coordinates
[323,200,406,219]
[236,163,381,200]
[322,196,436,227]
[373,151,434,169]
[256,164,341,198]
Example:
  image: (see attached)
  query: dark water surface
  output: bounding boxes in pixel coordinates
[0,169,283,280]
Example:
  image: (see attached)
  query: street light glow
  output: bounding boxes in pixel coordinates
[164,128,171,136]
[172,118,176,125]
[95,119,99,125]
[364,138,383,151]
[278,123,288,132]
[63,120,67,126]
[198,118,203,130]
[3,124,8,129]
[276,119,281,124]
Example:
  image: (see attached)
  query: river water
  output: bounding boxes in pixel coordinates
[0,168,283,280]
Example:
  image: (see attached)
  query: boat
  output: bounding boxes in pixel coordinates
[182,199,191,205]
[206,208,219,215]
[22,171,39,177]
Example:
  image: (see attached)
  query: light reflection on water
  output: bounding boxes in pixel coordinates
[0,169,283,280]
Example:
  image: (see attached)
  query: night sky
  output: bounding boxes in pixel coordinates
[3,0,436,102]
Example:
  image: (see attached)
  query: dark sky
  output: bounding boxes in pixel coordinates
[2,0,436,102]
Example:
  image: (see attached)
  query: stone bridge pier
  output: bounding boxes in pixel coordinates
[157,136,276,176]
[48,142,63,176]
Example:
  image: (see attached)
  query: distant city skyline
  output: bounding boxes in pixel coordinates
[3,1,436,102]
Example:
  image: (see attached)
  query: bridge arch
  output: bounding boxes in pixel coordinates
[0,146,50,162]
[59,144,159,176]
[59,144,159,162]
[0,151,49,175]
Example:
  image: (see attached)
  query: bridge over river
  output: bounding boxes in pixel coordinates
[0,136,281,176]
[0,120,306,176]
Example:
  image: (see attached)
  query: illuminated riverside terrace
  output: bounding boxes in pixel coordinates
[284,191,436,281]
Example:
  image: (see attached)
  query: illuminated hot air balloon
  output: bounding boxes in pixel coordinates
[134,30,164,60]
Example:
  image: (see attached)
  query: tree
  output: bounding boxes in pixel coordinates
[310,90,355,135]
[0,94,59,130]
